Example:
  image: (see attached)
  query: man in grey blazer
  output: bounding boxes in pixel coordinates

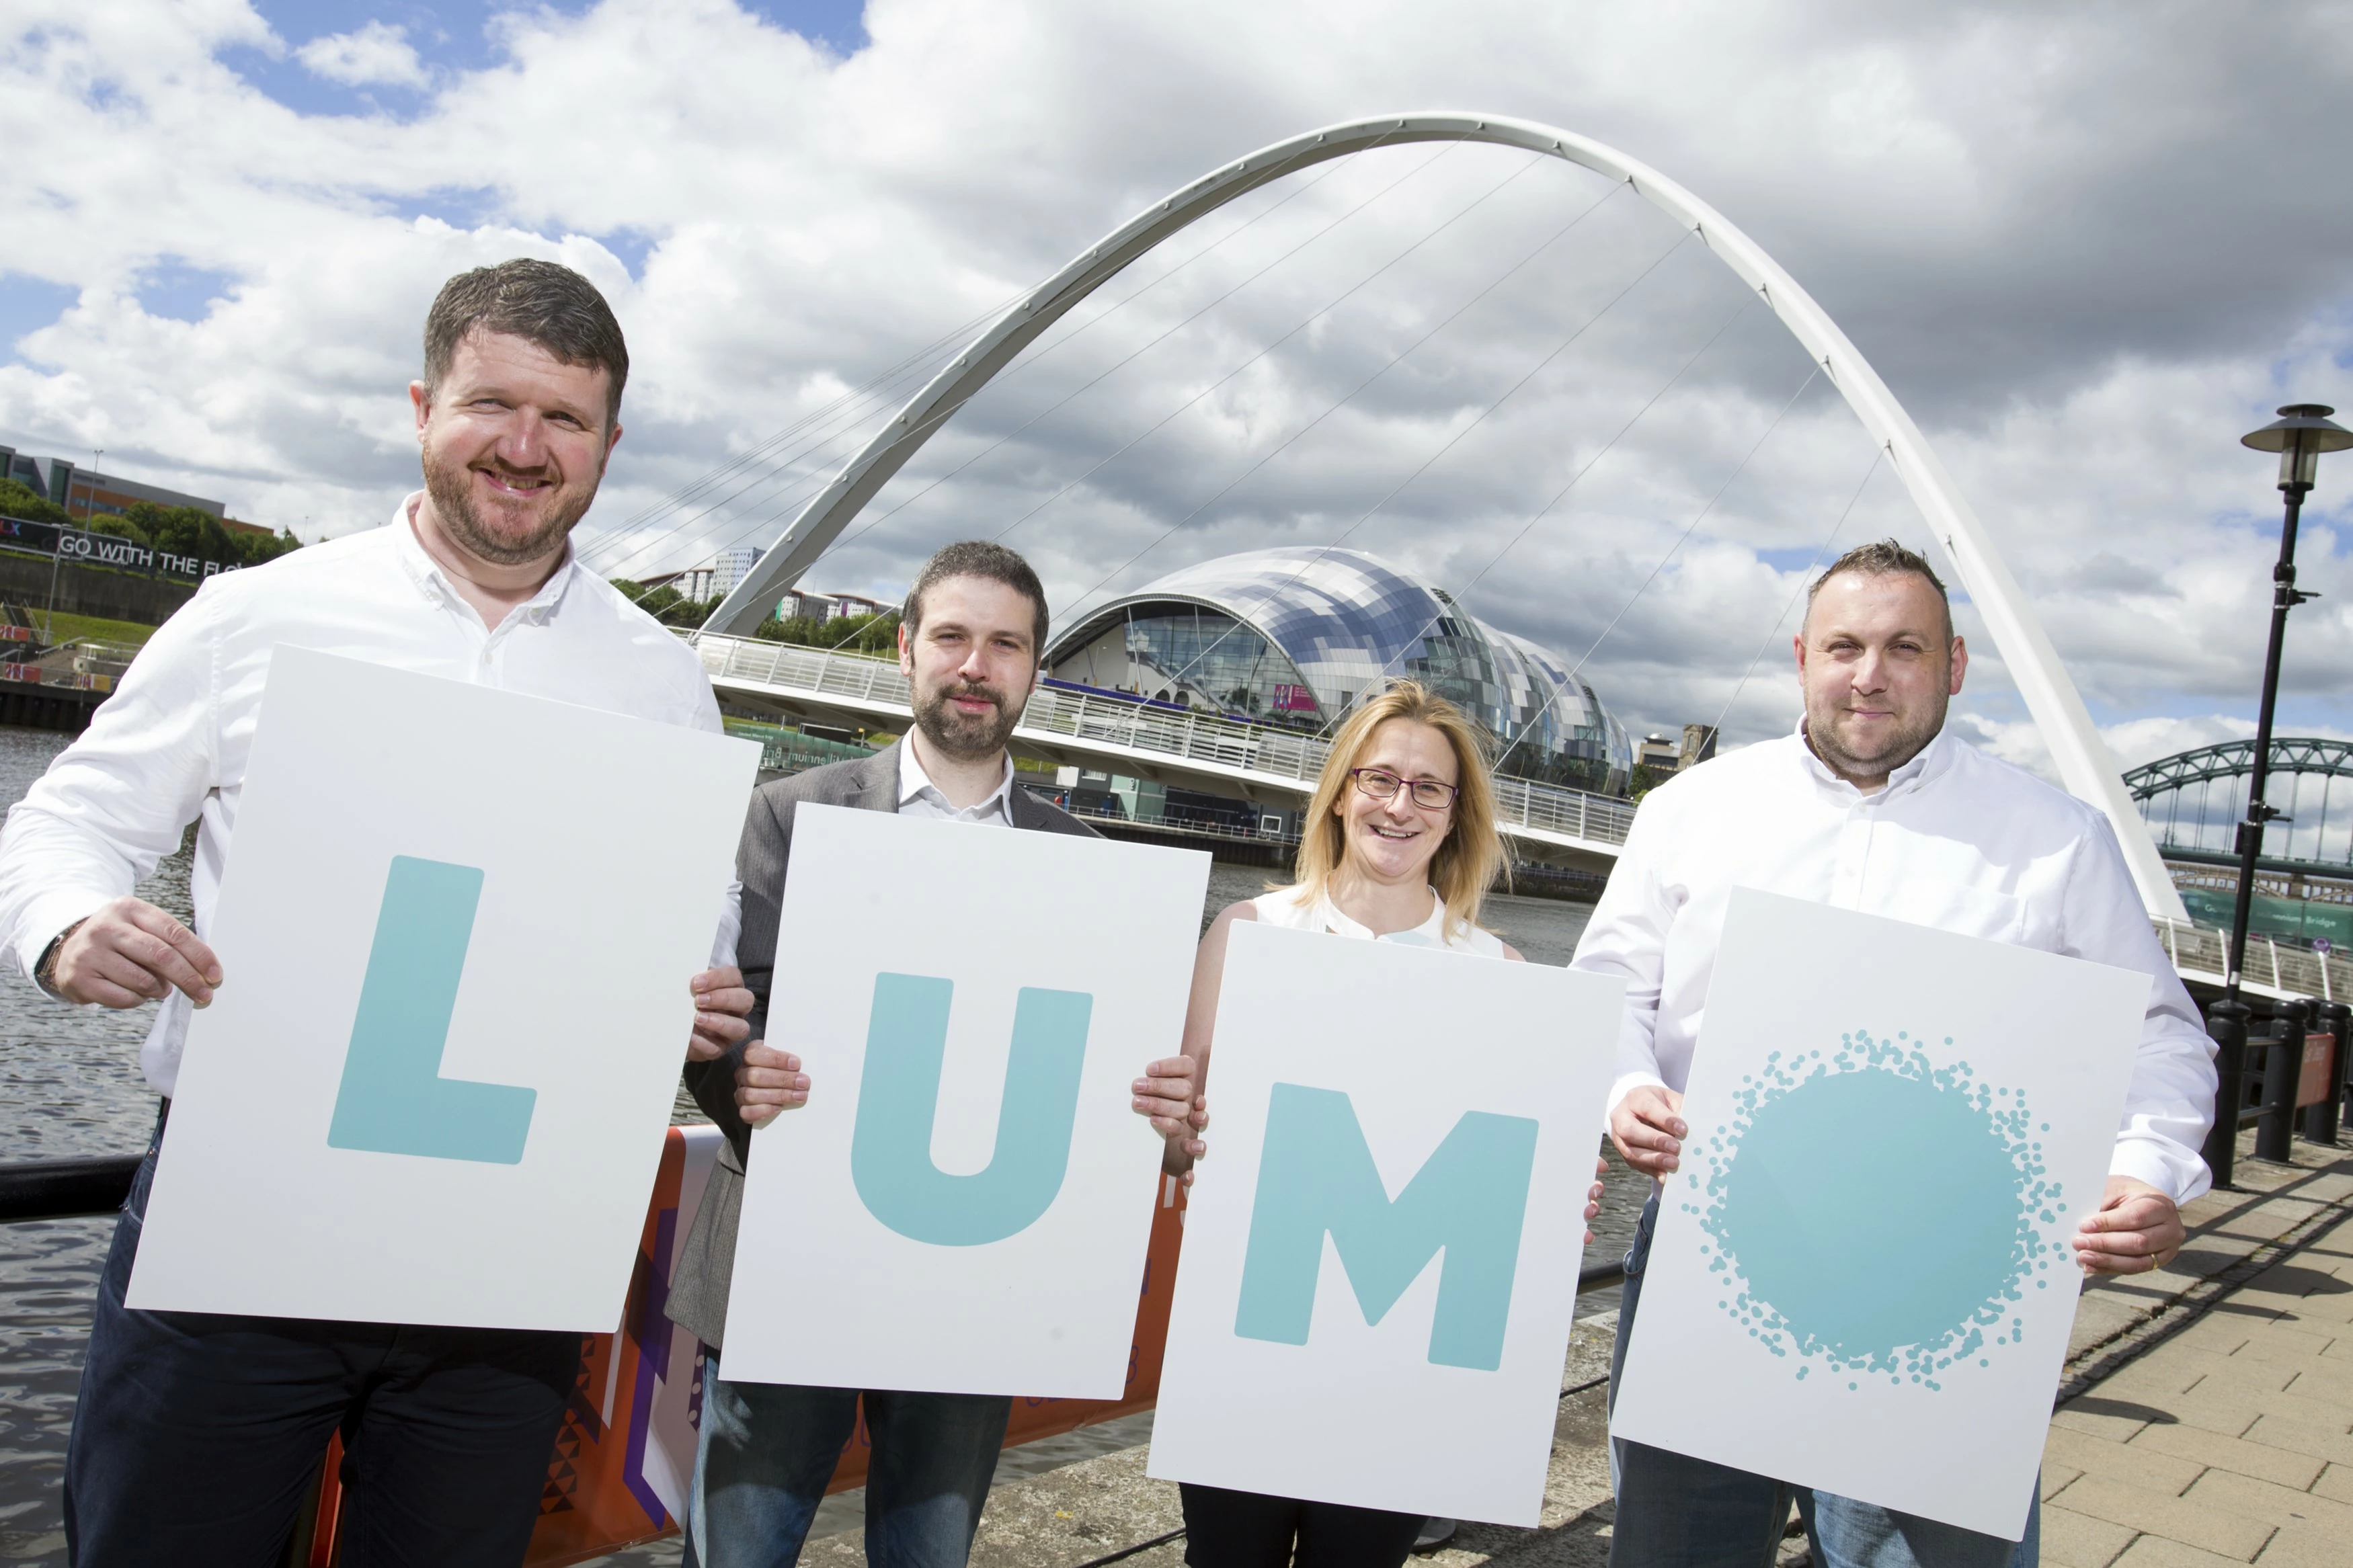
[668,541,1113,1568]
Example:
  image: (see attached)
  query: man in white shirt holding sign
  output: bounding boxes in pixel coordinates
[0,261,753,1568]
[1572,540,2216,1568]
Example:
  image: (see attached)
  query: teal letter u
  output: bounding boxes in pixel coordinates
[327,856,536,1165]
[850,973,1091,1246]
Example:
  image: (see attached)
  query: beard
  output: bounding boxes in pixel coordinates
[422,447,596,569]
[1804,690,1948,782]
[913,676,1025,761]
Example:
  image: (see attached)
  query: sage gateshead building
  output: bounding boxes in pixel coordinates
[1041,547,1636,794]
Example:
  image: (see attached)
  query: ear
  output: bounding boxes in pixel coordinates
[1948,634,1968,696]
[410,380,430,440]
[897,620,915,678]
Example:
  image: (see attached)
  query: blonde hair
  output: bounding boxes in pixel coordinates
[1291,682,1506,938]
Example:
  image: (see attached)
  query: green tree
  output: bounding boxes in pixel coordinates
[0,478,71,527]
[750,609,900,654]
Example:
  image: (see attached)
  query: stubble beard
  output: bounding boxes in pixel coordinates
[1805,688,1948,783]
[913,678,1023,762]
[422,448,596,569]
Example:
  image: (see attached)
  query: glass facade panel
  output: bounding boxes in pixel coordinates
[1045,548,1634,794]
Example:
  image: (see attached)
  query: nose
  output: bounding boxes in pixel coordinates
[1851,645,1890,692]
[496,409,549,470]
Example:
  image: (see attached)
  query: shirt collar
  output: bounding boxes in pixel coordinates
[898,738,1017,817]
[1313,886,1450,946]
[392,491,580,625]
[1792,716,1958,801]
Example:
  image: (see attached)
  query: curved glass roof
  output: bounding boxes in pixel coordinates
[1044,547,1633,788]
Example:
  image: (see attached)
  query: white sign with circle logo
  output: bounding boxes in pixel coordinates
[1609,889,2149,1540]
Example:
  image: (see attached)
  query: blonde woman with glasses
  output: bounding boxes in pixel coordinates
[1132,680,1606,1568]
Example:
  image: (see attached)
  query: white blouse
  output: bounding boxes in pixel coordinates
[1250,883,1508,958]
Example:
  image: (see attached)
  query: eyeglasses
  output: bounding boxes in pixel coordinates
[1349,768,1459,811]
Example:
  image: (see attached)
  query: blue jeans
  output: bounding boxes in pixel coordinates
[65,1115,575,1567]
[1608,1193,2039,1568]
[685,1352,1010,1568]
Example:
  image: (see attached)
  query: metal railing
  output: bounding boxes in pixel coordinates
[692,632,1638,848]
[2153,916,2352,1001]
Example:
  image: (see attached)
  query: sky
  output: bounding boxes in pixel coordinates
[4,0,2352,815]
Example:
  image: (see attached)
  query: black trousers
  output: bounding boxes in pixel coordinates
[1178,1481,1423,1568]
[63,1136,578,1567]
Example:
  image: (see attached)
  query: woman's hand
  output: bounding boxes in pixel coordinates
[1583,1153,1607,1245]
[1135,1055,1208,1178]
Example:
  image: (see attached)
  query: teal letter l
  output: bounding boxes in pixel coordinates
[327,855,536,1165]
[1234,1083,1538,1370]
[850,973,1091,1246]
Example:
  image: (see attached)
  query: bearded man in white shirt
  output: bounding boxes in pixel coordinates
[0,259,755,1568]
[1572,540,2217,1568]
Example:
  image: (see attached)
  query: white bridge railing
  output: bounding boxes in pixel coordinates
[692,632,1638,849]
[2154,917,2349,1001]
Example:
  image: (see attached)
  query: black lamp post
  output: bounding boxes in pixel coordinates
[2202,404,2352,1185]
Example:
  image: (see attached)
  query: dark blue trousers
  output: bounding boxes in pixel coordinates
[63,1132,578,1568]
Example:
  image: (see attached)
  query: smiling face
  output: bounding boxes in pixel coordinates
[411,329,619,569]
[1334,717,1460,886]
[1795,569,1967,788]
[899,574,1042,762]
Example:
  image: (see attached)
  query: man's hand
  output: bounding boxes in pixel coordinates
[2073,1175,2185,1276]
[48,898,221,1009]
[1582,1154,1608,1245]
[734,1042,811,1128]
[686,966,755,1062]
[1135,1056,1207,1178]
[1609,1085,1687,1179]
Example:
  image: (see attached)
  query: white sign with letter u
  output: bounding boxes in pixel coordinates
[718,804,1210,1398]
[1147,919,1624,1526]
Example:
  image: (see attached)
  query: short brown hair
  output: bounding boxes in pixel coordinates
[1291,682,1507,939]
[1806,538,1952,639]
[423,259,629,425]
[903,541,1049,658]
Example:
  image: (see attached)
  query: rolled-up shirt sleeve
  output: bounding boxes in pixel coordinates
[1570,790,1677,1121]
[2061,817,2220,1205]
[0,591,220,987]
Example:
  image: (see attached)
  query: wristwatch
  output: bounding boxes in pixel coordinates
[33,918,85,999]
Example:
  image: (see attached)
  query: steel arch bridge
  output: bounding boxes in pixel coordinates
[696,109,2186,919]
[2126,737,2353,874]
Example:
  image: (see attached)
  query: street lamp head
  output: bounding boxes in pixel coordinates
[2242,403,2353,490]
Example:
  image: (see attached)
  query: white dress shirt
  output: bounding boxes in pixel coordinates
[1569,723,2218,1203]
[896,740,1019,827]
[0,494,742,1096]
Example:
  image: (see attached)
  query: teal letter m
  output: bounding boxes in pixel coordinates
[851,973,1091,1246]
[1235,1083,1539,1370]
[327,856,536,1165]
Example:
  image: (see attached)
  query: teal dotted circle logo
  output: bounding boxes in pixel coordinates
[1685,1030,2065,1393]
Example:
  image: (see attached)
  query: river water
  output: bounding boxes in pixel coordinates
[0,727,1638,1564]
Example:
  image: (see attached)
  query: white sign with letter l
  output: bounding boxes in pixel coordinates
[126,646,758,1330]
[1148,919,1624,1526]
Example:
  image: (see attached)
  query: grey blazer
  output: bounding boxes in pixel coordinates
[665,739,1100,1349]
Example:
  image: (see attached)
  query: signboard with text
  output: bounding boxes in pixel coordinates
[126,647,760,1329]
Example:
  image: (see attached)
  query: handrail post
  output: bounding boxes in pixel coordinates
[2255,997,2308,1163]
[2306,999,2351,1147]
[2202,996,2249,1190]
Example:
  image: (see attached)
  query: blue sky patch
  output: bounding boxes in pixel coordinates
[0,276,79,364]
[138,260,239,325]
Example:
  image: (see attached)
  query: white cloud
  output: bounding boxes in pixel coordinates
[294,20,429,89]
[1,0,2350,772]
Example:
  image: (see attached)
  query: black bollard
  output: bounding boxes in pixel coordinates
[2308,1000,2352,1147]
[2204,997,2251,1190]
[2255,999,2309,1163]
